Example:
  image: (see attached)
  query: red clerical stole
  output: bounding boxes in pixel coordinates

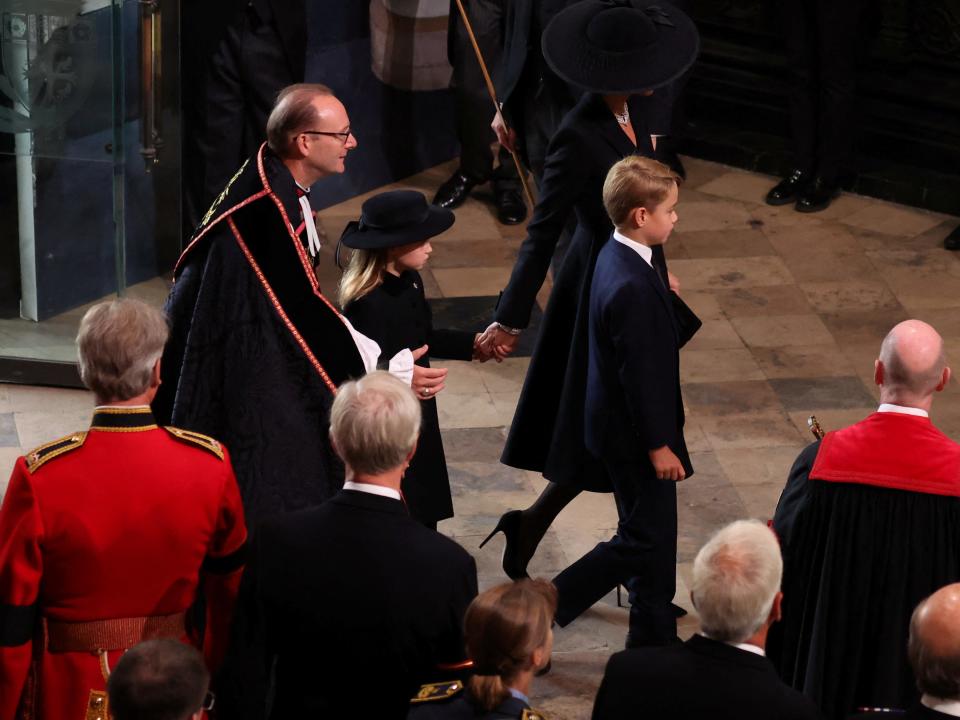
[810,412,960,496]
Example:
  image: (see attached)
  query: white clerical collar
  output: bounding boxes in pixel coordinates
[295,184,322,258]
[877,403,929,418]
[612,229,654,268]
[922,695,960,716]
[342,480,402,502]
[699,632,765,657]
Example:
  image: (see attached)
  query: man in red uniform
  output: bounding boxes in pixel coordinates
[0,298,247,720]
[770,319,960,719]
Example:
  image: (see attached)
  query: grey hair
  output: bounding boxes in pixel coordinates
[76,298,169,403]
[692,520,783,643]
[330,371,421,476]
[266,83,333,157]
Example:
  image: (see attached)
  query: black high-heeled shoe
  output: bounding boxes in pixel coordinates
[479,509,533,580]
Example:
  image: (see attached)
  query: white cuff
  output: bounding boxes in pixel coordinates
[388,348,415,386]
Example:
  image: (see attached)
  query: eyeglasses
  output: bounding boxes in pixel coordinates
[201,691,215,712]
[301,129,353,143]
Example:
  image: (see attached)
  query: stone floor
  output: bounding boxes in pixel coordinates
[2,156,960,718]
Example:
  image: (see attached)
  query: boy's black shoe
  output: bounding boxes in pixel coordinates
[944,226,960,251]
[765,169,813,206]
[795,176,840,213]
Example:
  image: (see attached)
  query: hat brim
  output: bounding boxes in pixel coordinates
[542,2,700,95]
[340,205,455,250]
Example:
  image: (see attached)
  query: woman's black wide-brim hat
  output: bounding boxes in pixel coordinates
[339,190,455,250]
[542,0,700,94]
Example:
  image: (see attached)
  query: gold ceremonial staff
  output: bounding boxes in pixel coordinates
[451,0,537,210]
[807,415,825,440]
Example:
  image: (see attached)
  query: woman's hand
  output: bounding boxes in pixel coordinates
[410,345,447,399]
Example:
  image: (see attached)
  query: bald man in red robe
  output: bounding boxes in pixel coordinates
[770,320,960,720]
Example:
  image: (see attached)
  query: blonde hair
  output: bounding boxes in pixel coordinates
[338,247,388,308]
[329,371,421,475]
[465,579,557,712]
[76,298,169,403]
[602,155,680,228]
[266,83,334,158]
[692,519,783,643]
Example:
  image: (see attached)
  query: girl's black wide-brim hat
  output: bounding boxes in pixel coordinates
[340,190,455,250]
[542,0,700,94]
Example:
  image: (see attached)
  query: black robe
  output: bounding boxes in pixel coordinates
[493,92,663,491]
[769,440,960,720]
[344,270,476,524]
[154,145,366,524]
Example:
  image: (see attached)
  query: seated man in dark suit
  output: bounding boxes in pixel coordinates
[851,583,960,719]
[552,155,693,648]
[592,520,822,720]
[770,320,960,719]
[218,371,478,719]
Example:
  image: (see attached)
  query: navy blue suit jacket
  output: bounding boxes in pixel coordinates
[585,237,691,474]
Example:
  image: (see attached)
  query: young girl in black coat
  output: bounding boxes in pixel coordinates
[338,190,486,528]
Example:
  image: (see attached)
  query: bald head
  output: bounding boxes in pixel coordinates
[908,584,960,699]
[876,320,949,406]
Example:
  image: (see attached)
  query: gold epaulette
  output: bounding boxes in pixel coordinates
[410,679,463,703]
[522,708,548,720]
[25,432,88,473]
[163,427,224,460]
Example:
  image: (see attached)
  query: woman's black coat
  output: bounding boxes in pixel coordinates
[494,92,665,492]
[345,270,476,523]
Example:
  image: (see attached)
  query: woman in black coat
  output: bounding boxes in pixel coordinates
[478,0,700,576]
[339,191,482,528]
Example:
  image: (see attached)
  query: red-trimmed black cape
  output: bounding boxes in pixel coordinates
[768,412,960,719]
[153,145,365,523]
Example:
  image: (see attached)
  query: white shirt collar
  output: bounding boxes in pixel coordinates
[342,480,402,502]
[922,695,960,716]
[612,229,654,268]
[94,404,151,410]
[877,403,929,418]
[699,633,765,657]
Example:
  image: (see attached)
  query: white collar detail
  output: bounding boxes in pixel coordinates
[921,695,960,716]
[342,481,402,501]
[877,403,929,418]
[613,229,654,268]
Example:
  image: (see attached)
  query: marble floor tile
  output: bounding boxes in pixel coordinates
[431,267,513,298]
[730,313,835,348]
[671,228,776,258]
[438,360,488,394]
[696,411,806,450]
[436,392,503,429]
[847,221,954,252]
[800,279,901,313]
[0,413,18,446]
[475,357,531,394]
[683,380,782,417]
[680,348,765,383]
[674,200,756,233]
[428,237,519,268]
[696,170,778,205]
[681,315,745,351]
[748,203,827,231]
[441,427,509,462]
[751,344,856,379]
[14,410,95,451]
[668,256,795,292]
[787,408,876,438]
[714,285,814,318]
[767,223,880,282]
[677,291,725,321]
[714,445,805,488]
[821,309,912,348]
[769,376,877,412]
[680,156,732,190]
[841,202,946,237]
[0,385,93,415]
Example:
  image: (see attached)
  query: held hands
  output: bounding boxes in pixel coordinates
[477,322,521,363]
[410,345,447,400]
[648,445,686,482]
[491,113,518,154]
[472,333,496,363]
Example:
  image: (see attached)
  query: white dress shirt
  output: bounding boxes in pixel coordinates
[613,228,654,268]
[342,480,402,502]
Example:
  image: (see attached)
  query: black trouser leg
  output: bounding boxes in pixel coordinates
[451,0,519,186]
[780,0,819,175]
[553,458,677,645]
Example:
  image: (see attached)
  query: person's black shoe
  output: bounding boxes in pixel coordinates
[433,172,475,209]
[479,509,534,580]
[795,176,840,213]
[494,187,527,225]
[765,169,812,206]
[944,226,960,251]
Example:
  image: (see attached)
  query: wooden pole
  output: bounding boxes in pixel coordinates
[451,0,536,210]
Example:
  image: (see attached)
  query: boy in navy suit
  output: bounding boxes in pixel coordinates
[552,155,693,648]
